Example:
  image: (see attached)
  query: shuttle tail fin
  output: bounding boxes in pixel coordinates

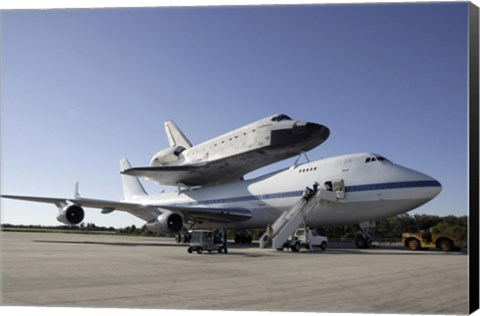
[120,159,147,199]
[164,120,192,148]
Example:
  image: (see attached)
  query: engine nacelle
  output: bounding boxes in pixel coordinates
[150,146,186,166]
[146,211,183,234]
[57,204,85,225]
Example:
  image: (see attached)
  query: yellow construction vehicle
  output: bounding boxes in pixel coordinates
[402,230,464,251]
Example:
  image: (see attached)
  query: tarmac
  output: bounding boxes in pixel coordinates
[1,231,469,314]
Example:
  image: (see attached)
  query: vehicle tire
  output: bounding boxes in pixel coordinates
[406,238,421,250]
[291,242,301,252]
[320,242,327,251]
[305,243,310,250]
[175,234,182,243]
[197,248,203,254]
[437,238,454,251]
[246,236,253,244]
[187,247,193,253]
[276,248,284,251]
[218,247,223,253]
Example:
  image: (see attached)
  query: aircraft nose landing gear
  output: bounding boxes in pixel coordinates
[355,221,375,249]
[355,233,372,249]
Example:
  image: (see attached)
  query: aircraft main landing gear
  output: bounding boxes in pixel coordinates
[175,232,191,243]
[234,231,253,244]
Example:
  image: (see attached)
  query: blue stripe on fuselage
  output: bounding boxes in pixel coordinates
[176,180,441,207]
[345,180,441,193]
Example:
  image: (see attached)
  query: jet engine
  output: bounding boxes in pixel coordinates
[57,204,85,225]
[150,146,186,166]
[146,211,184,234]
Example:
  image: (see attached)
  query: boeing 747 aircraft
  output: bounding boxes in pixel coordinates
[2,152,441,248]
[123,114,329,187]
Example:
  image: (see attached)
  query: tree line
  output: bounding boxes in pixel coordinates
[2,213,468,242]
[1,222,116,233]
[320,213,468,242]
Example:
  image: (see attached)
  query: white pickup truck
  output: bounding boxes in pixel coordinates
[282,227,328,252]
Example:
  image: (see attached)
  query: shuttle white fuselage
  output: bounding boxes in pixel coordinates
[124,114,330,186]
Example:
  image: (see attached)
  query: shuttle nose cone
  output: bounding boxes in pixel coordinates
[270,120,330,151]
[305,122,330,142]
[296,122,330,150]
[292,121,330,139]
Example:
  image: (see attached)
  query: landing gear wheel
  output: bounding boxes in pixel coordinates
[234,231,253,244]
[175,234,182,243]
[182,234,190,243]
[355,235,372,249]
[218,247,223,254]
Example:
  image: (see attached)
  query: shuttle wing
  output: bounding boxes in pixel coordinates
[122,159,251,186]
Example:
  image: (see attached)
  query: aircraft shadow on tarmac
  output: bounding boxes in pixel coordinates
[32,240,266,249]
[33,239,185,248]
[32,239,273,257]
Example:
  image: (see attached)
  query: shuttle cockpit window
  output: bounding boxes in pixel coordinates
[271,114,292,122]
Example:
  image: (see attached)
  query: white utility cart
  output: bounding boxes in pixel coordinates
[187,230,225,254]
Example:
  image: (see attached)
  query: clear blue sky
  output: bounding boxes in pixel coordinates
[1,3,469,228]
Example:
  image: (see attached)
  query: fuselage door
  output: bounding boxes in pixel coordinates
[332,179,345,199]
[342,159,351,172]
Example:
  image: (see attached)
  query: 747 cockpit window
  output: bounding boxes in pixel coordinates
[365,155,390,163]
[271,114,292,122]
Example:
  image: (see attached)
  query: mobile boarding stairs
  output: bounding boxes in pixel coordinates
[259,188,339,250]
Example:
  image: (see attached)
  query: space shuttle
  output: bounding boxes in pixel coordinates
[122,114,330,187]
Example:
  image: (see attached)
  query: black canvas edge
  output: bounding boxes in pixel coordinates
[469,2,479,315]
